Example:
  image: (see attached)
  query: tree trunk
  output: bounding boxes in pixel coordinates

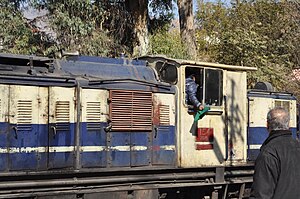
[126,0,149,57]
[177,0,197,59]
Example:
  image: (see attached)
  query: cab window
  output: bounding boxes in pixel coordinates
[185,67,223,107]
[205,69,223,106]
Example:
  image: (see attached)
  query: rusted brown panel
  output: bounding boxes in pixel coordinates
[153,95,171,126]
[110,90,153,131]
[159,104,170,125]
[196,144,214,150]
[152,97,160,126]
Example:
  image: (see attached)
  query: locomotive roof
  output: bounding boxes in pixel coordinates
[138,55,257,71]
[0,53,173,93]
[247,89,296,100]
[0,53,157,81]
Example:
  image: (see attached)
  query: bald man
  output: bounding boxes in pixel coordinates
[250,107,300,199]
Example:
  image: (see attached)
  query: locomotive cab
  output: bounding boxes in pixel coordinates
[142,56,257,167]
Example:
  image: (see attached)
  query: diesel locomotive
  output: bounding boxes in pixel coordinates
[0,53,297,199]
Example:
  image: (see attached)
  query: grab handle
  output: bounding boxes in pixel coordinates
[13,126,18,139]
[51,126,57,138]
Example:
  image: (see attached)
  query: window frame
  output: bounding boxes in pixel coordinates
[184,66,224,108]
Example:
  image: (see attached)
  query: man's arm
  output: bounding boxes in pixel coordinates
[250,151,279,199]
[187,82,202,109]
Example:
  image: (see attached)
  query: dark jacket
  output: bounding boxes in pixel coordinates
[250,130,300,199]
[185,77,201,108]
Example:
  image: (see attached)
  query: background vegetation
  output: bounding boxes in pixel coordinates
[0,0,299,98]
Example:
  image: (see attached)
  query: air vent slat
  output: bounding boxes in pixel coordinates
[159,105,170,126]
[17,100,32,131]
[86,102,101,131]
[110,90,152,131]
[55,101,70,131]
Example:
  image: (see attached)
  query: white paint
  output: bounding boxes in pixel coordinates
[81,89,109,123]
[49,146,74,152]
[0,145,176,153]
[160,145,176,150]
[153,93,176,126]
[248,144,262,150]
[110,146,131,151]
[131,146,148,151]
[80,146,106,152]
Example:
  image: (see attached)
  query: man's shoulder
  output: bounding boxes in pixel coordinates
[260,135,299,158]
[186,77,194,84]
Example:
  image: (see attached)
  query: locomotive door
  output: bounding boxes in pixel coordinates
[8,85,48,171]
[81,89,108,168]
[48,87,76,169]
[152,93,176,165]
[179,67,226,167]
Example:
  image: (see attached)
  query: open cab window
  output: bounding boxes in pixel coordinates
[185,67,223,107]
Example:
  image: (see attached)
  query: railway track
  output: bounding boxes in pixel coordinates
[0,165,254,199]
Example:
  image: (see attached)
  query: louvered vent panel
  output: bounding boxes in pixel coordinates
[86,102,101,130]
[111,90,152,131]
[55,101,70,131]
[17,100,32,131]
[159,105,170,125]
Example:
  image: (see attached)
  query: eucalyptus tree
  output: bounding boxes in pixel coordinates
[177,0,198,59]
[195,0,300,92]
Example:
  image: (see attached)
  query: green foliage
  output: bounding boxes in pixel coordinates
[149,0,174,34]
[35,0,119,56]
[149,28,191,59]
[0,0,50,55]
[195,0,229,61]
[195,0,299,92]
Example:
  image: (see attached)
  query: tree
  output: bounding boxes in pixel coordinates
[32,0,176,57]
[177,0,197,59]
[149,28,190,59]
[34,0,122,57]
[195,0,229,61]
[125,0,149,57]
[195,0,300,93]
[0,0,52,55]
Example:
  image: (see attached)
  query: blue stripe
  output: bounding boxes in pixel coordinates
[248,127,297,145]
[48,123,75,169]
[247,127,298,161]
[131,132,150,166]
[8,124,47,171]
[81,123,107,168]
[0,122,177,171]
[247,127,269,145]
[0,123,8,171]
[110,132,131,167]
[291,127,297,138]
[152,126,176,165]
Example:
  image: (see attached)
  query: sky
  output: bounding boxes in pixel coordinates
[172,0,230,18]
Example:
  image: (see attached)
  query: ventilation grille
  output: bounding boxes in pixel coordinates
[159,105,170,125]
[86,102,101,130]
[110,90,152,131]
[55,101,70,131]
[17,100,32,131]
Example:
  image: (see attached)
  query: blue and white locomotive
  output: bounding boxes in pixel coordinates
[247,83,298,161]
[0,53,297,198]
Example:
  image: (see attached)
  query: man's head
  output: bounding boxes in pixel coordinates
[188,74,196,81]
[267,107,290,132]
